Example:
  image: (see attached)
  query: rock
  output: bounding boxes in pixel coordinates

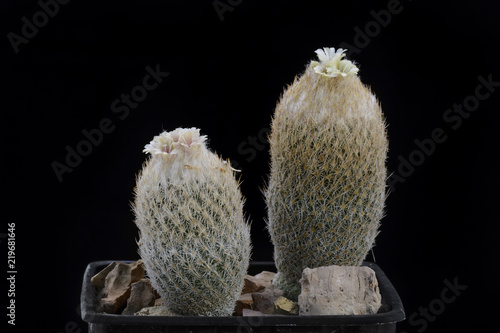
[274,296,299,315]
[135,306,178,316]
[254,271,275,288]
[242,309,286,317]
[234,293,253,316]
[242,275,264,294]
[242,271,276,294]
[242,309,266,316]
[298,265,382,315]
[154,297,165,306]
[252,284,284,314]
[91,262,117,290]
[122,278,156,315]
[97,260,145,314]
[128,260,146,282]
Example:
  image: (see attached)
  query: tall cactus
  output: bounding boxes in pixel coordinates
[133,127,251,316]
[266,48,388,299]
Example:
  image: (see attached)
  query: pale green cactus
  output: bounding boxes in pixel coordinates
[133,127,251,316]
[266,48,388,299]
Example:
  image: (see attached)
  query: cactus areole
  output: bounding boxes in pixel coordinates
[266,48,388,300]
[133,128,251,316]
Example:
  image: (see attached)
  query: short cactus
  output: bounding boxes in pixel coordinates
[133,127,251,316]
[265,48,388,299]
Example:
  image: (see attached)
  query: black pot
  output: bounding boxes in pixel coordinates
[81,261,405,333]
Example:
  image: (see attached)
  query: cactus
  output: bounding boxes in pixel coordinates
[265,48,388,299]
[133,127,251,316]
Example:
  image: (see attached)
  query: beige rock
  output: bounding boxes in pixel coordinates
[154,298,165,306]
[298,265,382,315]
[129,260,145,282]
[122,278,156,315]
[242,309,265,316]
[91,262,117,290]
[254,271,275,286]
[242,271,276,294]
[135,306,178,316]
[97,260,145,314]
[242,276,264,294]
[234,293,253,316]
[252,284,284,314]
[242,309,286,316]
[273,296,299,315]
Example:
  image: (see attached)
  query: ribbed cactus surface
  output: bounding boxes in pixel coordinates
[133,128,251,316]
[266,48,388,299]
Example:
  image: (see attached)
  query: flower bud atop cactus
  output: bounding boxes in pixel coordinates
[266,48,388,299]
[133,127,251,316]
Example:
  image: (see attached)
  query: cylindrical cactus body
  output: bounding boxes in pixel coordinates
[266,48,388,299]
[133,128,251,316]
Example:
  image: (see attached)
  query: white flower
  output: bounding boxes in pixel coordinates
[338,59,359,77]
[310,47,359,78]
[143,127,207,155]
[143,132,176,155]
[315,47,346,63]
[169,127,206,150]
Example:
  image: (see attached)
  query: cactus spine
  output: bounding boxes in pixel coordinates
[133,127,251,316]
[266,48,388,299]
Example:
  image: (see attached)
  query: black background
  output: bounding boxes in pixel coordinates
[2,0,500,332]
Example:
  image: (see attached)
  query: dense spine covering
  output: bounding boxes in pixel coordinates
[133,128,251,316]
[266,48,388,299]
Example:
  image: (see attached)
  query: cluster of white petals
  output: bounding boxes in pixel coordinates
[143,127,207,155]
[311,47,359,78]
